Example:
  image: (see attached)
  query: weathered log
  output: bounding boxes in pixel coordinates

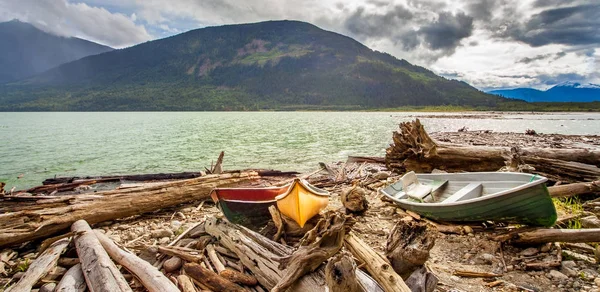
[94,230,179,292]
[386,221,435,279]
[220,269,258,286]
[404,266,438,292]
[27,180,98,194]
[157,246,204,264]
[211,151,225,174]
[499,228,600,244]
[204,216,328,290]
[0,171,258,248]
[183,263,246,292]
[42,171,204,185]
[325,251,362,292]
[385,119,600,183]
[549,180,600,197]
[341,185,369,214]
[272,212,346,292]
[72,220,132,292]
[345,232,411,292]
[177,274,198,292]
[5,238,70,292]
[57,257,80,268]
[55,264,87,292]
[0,249,17,276]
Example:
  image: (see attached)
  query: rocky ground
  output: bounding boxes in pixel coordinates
[1,129,599,292]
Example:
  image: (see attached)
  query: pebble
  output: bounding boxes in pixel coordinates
[562,260,577,269]
[175,212,186,220]
[540,243,552,253]
[39,283,56,292]
[520,247,539,257]
[561,267,578,277]
[450,275,460,282]
[116,224,131,231]
[163,257,183,273]
[159,237,170,245]
[151,229,174,238]
[463,226,473,234]
[581,216,600,228]
[170,220,182,231]
[549,270,569,281]
[480,253,495,264]
[596,278,600,286]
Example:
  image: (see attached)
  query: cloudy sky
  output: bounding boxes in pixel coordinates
[1,0,598,91]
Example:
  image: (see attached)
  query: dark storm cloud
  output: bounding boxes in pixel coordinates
[517,54,552,64]
[344,5,414,38]
[466,0,496,20]
[344,5,473,55]
[505,4,600,47]
[419,12,474,50]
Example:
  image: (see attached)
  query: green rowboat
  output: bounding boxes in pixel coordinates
[380,171,557,227]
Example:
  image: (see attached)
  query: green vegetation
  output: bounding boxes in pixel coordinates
[0,20,504,111]
[553,196,584,229]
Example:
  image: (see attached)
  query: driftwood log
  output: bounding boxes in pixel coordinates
[183,263,246,292]
[325,251,362,292]
[386,221,435,279]
[72,220,132,292]
[385,119,600,183]
[93,230,179,292]
[5,238,70,292]
[497,228,600,244]
[549,180,600,197]
[0,171,258,248]
[345,232,411,292]
[204,216,326,290]
[177,274,197,292]
[55,264,87,292]
[272,212,346,292]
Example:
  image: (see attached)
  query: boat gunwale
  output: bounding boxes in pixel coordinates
[210,182,292,203]
[380,172,549,207]
[274,178,330,200]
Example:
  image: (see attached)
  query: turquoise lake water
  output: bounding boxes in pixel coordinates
[1,112,599,190]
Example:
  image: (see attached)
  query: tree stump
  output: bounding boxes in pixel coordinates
[341,185,369,214]
[325,251,362,292]
[386,221,435,279]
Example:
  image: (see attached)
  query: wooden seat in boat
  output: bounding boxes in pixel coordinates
[402,171,433,200]
[443,183,482,203]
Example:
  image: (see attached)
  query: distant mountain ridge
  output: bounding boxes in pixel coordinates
[489,82,600,102]
[0,20,503,111]
[0,19,113,84]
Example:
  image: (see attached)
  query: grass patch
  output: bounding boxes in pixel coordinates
[553,196,584,229]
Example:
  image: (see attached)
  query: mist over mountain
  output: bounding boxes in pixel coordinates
[0,20,113,84]
[489,82,600,102]
[1,20,503,111]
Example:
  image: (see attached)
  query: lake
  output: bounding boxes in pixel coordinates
[1,111,599,190]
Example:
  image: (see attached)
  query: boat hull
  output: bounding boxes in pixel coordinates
[276,179,329,227]
[210,185,289,228]
[381,172,557,227]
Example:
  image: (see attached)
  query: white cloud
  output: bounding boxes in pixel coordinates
[0,0,151,48]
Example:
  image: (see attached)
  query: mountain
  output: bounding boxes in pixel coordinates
[0,19,113,84]
[1,20,503,111]
[489,82,600,102]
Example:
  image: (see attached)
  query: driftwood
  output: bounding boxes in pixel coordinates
[211,151,225,174]
[386,221,435,279]
[385,119,600,183]
[345,232,410,292]
[341,185,369,214]
[204,216,328,290]
[0,249,17,276]
[325,251,362,292]
[549,180,600,197]
[453,270,502,278]
[272,212,346,292]
[93,230,179,292]
[0,171,258,248]
[498,228,600,244]
[5,238,70,292]
[183,263,246,292]
[177,274,197,292]
[72,220,132,292]
[42,172,204,185]
[55,264,87,292]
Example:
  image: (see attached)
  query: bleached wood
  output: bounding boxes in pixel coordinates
[345,232,410,292]
[177,274,198,292]
[55,264,87,292]
[5,238,70,292]
[0,172,258,248]
[72,220,132,292]
[94,230,179,292]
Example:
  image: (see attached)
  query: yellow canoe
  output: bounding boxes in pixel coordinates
[275,178,329,227]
